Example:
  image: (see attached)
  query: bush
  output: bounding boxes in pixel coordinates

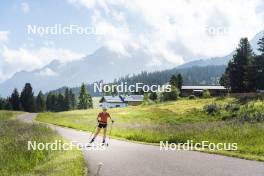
[149,92,158,101]
[160,86,179,102]
[238,112,264,123]
[188,95,196,99]
[202,90,211,98]
[204,103,219,115]
[224,103,240,112]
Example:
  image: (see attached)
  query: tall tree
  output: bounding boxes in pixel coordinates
[46,92,53,111]
[69,89,76,110]
[177,74,183,90]
[36,91,46,112]
[20,83,35,112]
[64,88,71,111]
[258,35,264,55]
[252,55,264,90]
[169,75,178,87]
[87,93,93,109]
[221,38,253,93]
[10,88,20,110]
[0,98,5,110]
[5,97,12,110]
[57,93,65,111]
[51,94,58,111]
[220,63,231,89]
[78,83,93,109]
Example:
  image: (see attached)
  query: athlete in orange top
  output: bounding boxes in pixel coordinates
[90,107,114,144]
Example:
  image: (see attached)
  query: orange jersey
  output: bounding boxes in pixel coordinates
[98,112,110,123]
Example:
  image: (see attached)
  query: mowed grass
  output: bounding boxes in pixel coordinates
[37,98,264,161]
[0,111,85,176]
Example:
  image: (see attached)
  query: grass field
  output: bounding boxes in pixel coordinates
[0,111,85,176]
[37,98,264,161]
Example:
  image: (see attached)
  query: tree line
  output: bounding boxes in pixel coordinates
[0,83,93,112]
[116,66,225,89]
[48,65,225,98]
[220,35,264,93]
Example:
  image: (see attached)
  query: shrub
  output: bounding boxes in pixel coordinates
[238,112,264,123]
[160,86,179,102]
[188,95,196,99]
[202,90,211,98]
[149,92,158,101]
[204,103,219,115]
[224,103,240,112]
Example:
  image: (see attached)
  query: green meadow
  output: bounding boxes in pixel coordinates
[37,97,264,161]
[0,111,85,176]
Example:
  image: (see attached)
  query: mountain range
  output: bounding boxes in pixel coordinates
[0,30,263,97]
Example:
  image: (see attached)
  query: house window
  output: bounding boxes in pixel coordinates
[116,105,120,108]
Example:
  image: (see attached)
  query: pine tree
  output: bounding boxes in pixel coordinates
[20,83,35,112]
[0,98,5,110]
[64,88,71,111]
[36,91,46,112]
[10,88,20,110]
[221,38,253,93]
[169,75,178,87]
[177,74,183,90]
[57,93,65,111]
[87,93,93,108]
[220,62,231,89]
[69,89,76,110]
[5,97,12,110]
[46,92,53,111]
[258,35,264,55]
[78,83,89,109]
[252,55,264,90]
[51,94,58,111]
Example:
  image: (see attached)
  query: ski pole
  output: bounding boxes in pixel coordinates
[107,120,114,146]
[89,122,98,140]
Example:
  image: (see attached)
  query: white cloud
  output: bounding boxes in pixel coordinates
[95,17,135,56]
[20,2,30,13]
[67,0,264,64]
[0,46,85,82]
[38,68,58,77]
[0,31,9,42]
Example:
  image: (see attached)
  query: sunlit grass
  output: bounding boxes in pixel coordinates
[0,111,85,176]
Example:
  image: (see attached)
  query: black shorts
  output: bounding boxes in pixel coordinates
[98,123,107,128]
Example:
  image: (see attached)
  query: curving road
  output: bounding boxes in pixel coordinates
[19,113,264,176]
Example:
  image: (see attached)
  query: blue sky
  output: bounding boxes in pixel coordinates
[0,0,264,82]
[0,0,100,52]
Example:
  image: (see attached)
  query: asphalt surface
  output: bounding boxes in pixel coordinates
[18,113,264,176]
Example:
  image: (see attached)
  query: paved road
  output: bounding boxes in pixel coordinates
[19,113,264,176]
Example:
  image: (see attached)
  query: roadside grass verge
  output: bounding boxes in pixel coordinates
[0,111,85,176]
[0,110,22,120]
[37,98,264,161]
